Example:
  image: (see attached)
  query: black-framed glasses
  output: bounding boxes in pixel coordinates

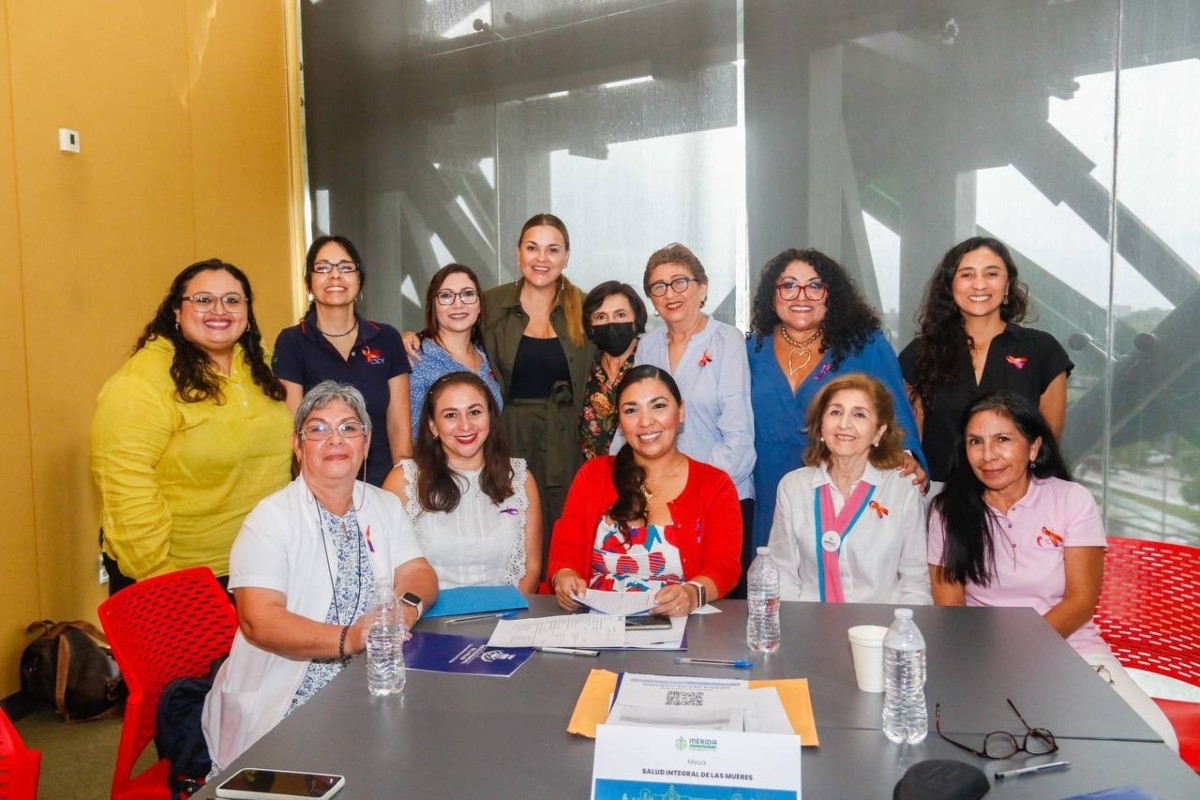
[181,293,246,312]
[775,279,827,301]
[647,276,695,297]
[435,288,480,306]
[301,421,367,440]
[935,699,1057,759]
[312,260,359,275]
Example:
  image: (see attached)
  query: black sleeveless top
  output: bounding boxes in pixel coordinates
[508,335,571,399]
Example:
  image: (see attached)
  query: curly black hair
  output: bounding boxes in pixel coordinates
[908,237,1028,416]
[748,248,880,371]
[135,259,285,404]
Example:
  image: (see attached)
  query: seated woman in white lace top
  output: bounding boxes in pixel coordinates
[383,371,542,592]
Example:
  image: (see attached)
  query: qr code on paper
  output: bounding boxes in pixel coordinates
[665,690,703,707]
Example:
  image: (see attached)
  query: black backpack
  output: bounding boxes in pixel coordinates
[154,655,227,799]
[21,620,127,722]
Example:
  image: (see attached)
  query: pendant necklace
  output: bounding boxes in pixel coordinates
[779,326,821,376]
[641,456,687,502]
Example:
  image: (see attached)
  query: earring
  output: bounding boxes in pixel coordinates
[307,292,315,304]
[653,309,660,317]
[174,321,179,331]
[700,297,707,309]
[1002,292,1009,306]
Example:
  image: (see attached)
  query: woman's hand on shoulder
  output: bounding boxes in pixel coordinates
[402,330,423,363]
[897,452,928,493]
[552,570,587,611]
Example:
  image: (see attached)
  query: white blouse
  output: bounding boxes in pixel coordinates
[397,458,529,589]
[767,462,931,604]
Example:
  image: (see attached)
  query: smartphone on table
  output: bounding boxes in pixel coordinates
[624,614,673,630]
[215,768,345,800]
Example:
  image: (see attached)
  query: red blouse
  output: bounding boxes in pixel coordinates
[547,455,743,597]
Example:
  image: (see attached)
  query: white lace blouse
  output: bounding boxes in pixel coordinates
[396,458,530,588]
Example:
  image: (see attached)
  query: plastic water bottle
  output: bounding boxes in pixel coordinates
[746,546,781,653]
[882,608,927,743]
[366,587,406,697]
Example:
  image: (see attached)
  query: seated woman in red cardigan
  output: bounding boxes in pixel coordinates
[548,365,743,616]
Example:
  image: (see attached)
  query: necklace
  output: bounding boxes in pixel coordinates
[318,320,359,338]
[779,326,821,376]
[641,455,687,501]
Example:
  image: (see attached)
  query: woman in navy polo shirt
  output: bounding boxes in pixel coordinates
[274,236,412,486]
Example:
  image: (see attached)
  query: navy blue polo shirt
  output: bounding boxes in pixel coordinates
[273,312,411,486]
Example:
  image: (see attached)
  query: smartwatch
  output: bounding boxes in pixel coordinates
[400,592,424,621]
[684,581,707,609]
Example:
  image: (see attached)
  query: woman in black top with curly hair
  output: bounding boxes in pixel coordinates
[746,248,926,552]
[91,259,293,592]
[899,237,1072,486]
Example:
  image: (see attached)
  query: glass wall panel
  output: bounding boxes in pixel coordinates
[301,0,1200,539]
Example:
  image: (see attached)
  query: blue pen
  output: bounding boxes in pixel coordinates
[444,610,519,625]
[675,657,753,669]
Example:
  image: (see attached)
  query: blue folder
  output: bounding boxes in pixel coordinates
[423,585,530,618]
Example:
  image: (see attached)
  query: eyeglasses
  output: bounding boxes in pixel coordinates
[181,293,246,312]
[435,288,480,306]
[647,277,695,297]
[935,699,1057,759]
[312,260,359,275]
[301,421,367,440]
[775,279,828,301]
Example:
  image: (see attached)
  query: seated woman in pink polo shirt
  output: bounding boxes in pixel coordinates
[928,391,1177,750]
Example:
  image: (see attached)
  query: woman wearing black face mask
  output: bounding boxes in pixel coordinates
[580,282,648,458]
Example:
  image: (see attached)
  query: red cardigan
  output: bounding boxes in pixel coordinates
[547,455,743,597]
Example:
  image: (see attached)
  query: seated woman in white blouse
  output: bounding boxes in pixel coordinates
[768,373,930,603]
[383,371,542,592]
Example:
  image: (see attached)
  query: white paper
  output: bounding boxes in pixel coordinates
[591,724,802,800]
[608,673,748,731]
[745,686,794,734]
[576,589,659,616]
[486,615,625,648]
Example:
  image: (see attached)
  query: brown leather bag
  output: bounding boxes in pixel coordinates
[20,620,127,722]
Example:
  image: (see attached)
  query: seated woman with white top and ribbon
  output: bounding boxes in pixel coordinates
[768,373,930,603]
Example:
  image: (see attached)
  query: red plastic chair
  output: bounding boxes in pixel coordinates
[1094,536,1200,770]
[97,567,239,800]
[0,707,41,800]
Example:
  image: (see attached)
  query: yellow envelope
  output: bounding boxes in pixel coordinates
[566,669,820,746]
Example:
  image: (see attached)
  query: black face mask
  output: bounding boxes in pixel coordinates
[591,322,637,357]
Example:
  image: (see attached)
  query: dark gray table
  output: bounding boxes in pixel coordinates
[195,598,1198,799]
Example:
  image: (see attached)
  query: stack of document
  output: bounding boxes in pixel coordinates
[484,590,687,650]
[608,673,795,734]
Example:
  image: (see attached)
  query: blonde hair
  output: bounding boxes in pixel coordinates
[519,213,585,346]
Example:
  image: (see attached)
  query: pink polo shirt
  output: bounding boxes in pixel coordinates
[928,476,1111,656]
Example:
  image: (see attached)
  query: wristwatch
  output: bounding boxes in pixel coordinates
[400,592,424,621]
[684,581,707,609]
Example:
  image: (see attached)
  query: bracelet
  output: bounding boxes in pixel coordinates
[338,624,350,663]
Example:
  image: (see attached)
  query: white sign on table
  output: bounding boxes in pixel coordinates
[592,724,802,800]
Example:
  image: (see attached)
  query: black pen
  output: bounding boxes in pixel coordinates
[994,760,1070,779]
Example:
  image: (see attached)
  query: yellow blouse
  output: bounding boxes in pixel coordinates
[90,337,293,579]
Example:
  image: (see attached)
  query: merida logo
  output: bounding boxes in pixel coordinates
[687,737,718,751]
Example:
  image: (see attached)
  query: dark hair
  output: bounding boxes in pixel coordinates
[803,373,904,469]
[930,391,1071,586]
[609,365,685,536]
[748,248,881,370]
[303,235,365,316]
[419,264,486,348]
[518,213,585,346]
[642,243,709,294]
[414,371,514,512]
[582,281,648,339]
[908,237,1029,415]
[135,259,284,404]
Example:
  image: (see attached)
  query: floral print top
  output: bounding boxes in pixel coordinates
[579,350,637,459]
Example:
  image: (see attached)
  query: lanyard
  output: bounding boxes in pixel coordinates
[813,481,876,603]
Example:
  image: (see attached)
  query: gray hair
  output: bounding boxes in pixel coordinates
[294,380,371,436]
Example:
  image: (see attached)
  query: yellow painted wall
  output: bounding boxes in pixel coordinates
[0,0,302,697]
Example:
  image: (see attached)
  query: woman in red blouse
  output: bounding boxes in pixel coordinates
[548,365,743,615]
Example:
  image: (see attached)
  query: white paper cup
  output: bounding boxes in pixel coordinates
[847,625,888,693]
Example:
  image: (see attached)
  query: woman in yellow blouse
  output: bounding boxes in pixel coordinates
[91,259,293,593]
